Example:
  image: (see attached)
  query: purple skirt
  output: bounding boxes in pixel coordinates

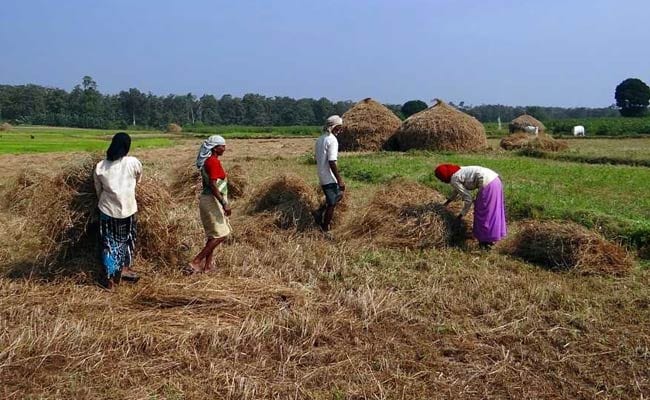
[473,177,507,242]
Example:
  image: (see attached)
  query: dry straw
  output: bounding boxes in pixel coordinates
[0,122,12,131]
[246,174,319,231]
[503,220,633,276]
[166,123,182,133]
[339,98,402,151]
[5,154,187,277]
[171,163,249,202]
[509,114,546,133]
[344,179,469,248]
[394,99,487,152]
[499,132,569,152]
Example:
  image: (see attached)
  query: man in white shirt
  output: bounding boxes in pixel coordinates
[315,115,346,232]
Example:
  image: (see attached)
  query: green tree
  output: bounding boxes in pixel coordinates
[119,88,147,126]
[401,100,428,118]
[615,78,650,117]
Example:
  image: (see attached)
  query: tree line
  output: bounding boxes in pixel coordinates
[0,76,623,130]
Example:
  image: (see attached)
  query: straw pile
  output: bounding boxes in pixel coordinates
[171,163,249,202]
[6,154,186,276]
[338,98,402,151]
[509,114,546,133]
[345,180,468,248]
[503,220,633,275]
[0,122,12,131]
[166,123,182,133]
[394,100,487,152]
[500,132,569,152]
[246,174,319,231]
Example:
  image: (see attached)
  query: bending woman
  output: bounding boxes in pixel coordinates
[189,135,232,273]
[93,132,142,288]
[434,164,507,248]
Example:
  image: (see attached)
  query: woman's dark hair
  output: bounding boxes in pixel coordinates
[106,132,131,161]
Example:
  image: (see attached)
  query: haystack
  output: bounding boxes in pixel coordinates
[500,132,568,152]
[7,154,186,276]
[171,164,249,202]
[0,122,12,131]
[503,220,632,276]
[345,179,468,248]
[509,114,545,133]
[394,100,487,152]
[166,123,182,133]
[338,98,402,151]
[246,174,319,231]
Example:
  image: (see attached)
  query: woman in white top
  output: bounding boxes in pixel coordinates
[435,164,507,249]
[93,132,142,288]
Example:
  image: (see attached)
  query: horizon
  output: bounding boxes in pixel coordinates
[2,0,649,108]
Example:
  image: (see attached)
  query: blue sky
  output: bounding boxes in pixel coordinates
[1,0,649,107]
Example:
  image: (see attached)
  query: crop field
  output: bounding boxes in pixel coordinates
[0,136,649,399]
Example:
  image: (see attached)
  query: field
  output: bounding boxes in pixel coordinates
[0,135,649,399]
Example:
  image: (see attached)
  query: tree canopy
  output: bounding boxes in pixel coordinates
[615,78,650,117]
[400,100,428,118]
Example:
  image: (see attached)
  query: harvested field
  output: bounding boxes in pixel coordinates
[0,137,648,399]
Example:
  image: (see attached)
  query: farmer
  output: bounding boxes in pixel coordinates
[189,135,231,273]
[315,115,346,232]
[93,132,142,288]
[434,164,507,249]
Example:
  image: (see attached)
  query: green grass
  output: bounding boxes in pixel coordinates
[184,124,320,138]
[338,151,650,249]
[0,126,179,154]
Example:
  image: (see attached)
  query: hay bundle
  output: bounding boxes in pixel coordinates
[503,220,633,275]
[509,114,545,133]
[345,180,468,248]
[394,100,487,152]
[338,98,402,151]
[3,170,47,211]
[171,164,248,202]
[166,123,182,133]
[499,133,568,152]
[0,122,12,131]
[11,154,185,274]
[247,174,319,231]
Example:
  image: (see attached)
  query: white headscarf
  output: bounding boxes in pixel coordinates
[196,135,226,169]
[322,115,343,134]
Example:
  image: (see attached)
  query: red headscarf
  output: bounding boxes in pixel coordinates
[434,164,461,183]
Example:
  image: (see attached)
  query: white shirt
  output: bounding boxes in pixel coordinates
[315,133,339,185]
[93,156,142,218]
[448,166,499,216]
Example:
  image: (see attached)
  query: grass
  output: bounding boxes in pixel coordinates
[184,124,321,138]
[0,126,181,154]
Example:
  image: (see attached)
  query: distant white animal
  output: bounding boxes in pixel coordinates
[523,125,539,135]
[573,125,585,137]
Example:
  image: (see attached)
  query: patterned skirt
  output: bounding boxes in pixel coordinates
[99,211,137,278]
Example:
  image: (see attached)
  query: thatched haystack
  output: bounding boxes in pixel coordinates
[503,220,633,276]
[500,133,568,152]
[0,122,12,131]
[509,114,545,133]
[246,174,319,231]
[171,163,249,202]
[394,100,487,152]
[166,123,182,133]
[7,154,186,276]
[345,179,468,248]
[338,98,402,151]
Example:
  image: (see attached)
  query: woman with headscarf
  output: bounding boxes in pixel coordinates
[434,164,507,249]
[188,135,231,273]
[93,132,142,288]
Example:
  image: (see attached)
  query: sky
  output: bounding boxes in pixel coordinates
[1,0,649,107]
